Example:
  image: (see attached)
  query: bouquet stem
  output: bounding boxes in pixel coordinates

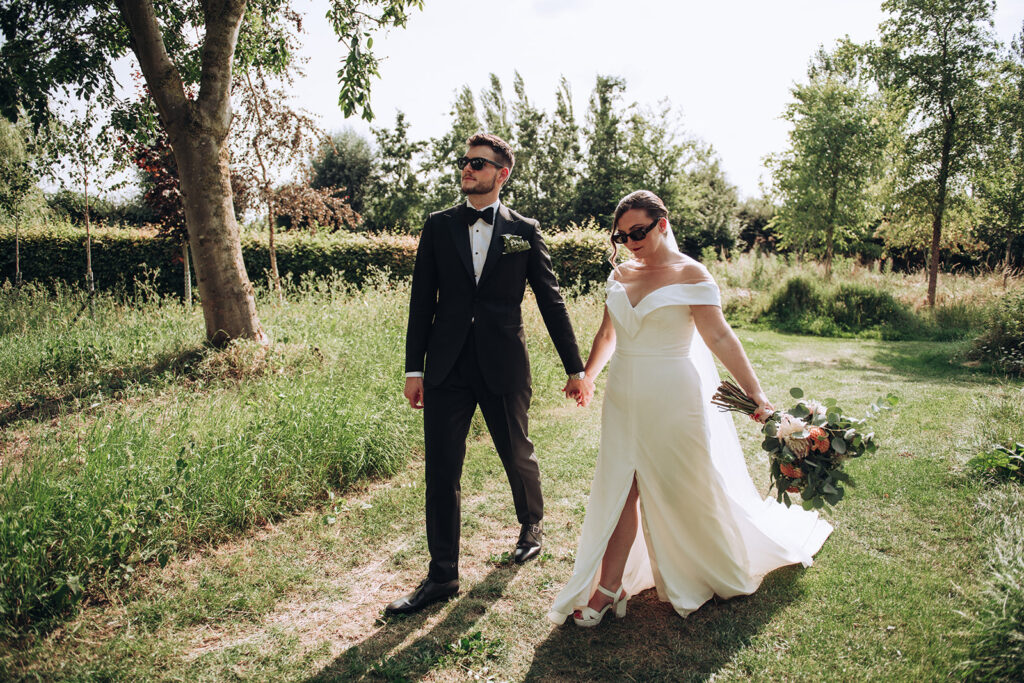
[711,380,758,416]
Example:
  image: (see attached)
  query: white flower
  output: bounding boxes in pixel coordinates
[804,400,827,417]
[775,414,808,440]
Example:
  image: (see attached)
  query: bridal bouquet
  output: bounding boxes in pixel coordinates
[711,381,898,510]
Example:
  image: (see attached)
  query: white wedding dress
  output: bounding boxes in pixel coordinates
[548,274,833,624]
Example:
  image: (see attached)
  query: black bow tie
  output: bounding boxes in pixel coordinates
[466,206,494,226]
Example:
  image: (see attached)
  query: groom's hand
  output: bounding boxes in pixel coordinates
[404,377,424,410]
[563,377,592,407]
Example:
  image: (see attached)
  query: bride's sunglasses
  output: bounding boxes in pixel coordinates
[457,156,506,171]
[611,219,660,244]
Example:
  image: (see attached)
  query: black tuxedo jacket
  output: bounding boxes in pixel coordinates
[405,203,584,394]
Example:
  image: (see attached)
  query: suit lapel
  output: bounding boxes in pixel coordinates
[477,205,513,287]
[451,205,475,281]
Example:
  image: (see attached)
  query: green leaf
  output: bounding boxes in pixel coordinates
[790,387,804,398]
[832,437,847,454]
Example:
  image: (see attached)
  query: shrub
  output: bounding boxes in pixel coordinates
[45,190,156,227]
[545,227,610,290]
[968,443,1024,483]
[757,276,829,333]
[829,283,923,339]
[757,276,925,339]
[970,288,1024,376]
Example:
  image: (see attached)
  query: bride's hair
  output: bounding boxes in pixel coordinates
[609,190,670,266]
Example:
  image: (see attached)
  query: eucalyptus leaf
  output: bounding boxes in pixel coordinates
[832,437,847,454]
[790,387,804,398]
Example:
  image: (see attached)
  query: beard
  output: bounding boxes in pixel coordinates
[461,174,497,195]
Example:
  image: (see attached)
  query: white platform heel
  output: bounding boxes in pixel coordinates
[572,584,628,627]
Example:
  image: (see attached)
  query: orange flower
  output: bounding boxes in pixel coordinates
[780,462,804,479]
[786,485,801,493]
[807,426,830,453]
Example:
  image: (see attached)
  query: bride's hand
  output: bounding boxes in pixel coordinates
[751,393,774,423]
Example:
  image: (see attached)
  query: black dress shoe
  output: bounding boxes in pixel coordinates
[513,522,543,564]
[384,578,459,616]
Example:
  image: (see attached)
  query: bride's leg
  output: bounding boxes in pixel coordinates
[575,476,640,616]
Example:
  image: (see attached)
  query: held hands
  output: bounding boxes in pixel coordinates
[563,376,595,408]
[404,376,424,410]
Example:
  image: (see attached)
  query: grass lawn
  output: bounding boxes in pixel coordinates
[1,280,1022,681]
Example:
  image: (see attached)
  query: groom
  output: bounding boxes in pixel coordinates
[386,133,587,615]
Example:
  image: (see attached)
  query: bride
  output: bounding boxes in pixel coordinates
[549,190,833,627]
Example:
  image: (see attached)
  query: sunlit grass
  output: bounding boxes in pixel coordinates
[1,272,1022,681]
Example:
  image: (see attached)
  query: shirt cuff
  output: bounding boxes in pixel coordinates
[405,371,424,378]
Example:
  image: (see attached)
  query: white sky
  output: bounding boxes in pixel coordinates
[290,0,1024,200]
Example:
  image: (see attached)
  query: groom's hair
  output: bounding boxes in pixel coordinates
[466,133,515,172]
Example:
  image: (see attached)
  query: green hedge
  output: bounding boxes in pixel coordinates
[0,224,613,296]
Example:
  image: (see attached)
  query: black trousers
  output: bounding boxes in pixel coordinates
[422,328,541,582]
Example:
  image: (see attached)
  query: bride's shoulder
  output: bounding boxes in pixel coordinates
[609,259,640,281]
[672,256,715,286]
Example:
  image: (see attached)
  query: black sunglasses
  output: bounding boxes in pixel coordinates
[611,219,660,244]
[457,156,505,171]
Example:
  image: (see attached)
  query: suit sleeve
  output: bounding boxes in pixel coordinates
[405,218,438,374]
[525,222,585,375]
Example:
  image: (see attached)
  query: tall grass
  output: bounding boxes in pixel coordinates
[707,252,1010,342]
[0,272,419,635]
[960,486,1024,682]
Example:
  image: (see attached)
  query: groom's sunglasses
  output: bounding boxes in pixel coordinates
[457,156,505,171]
[611,219,660,244]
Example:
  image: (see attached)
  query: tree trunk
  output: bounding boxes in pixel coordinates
[14,212,21,288]
[267,206,281,298]
[173,131,263,345]
[84,164,94,316]
[117,0,263,346]
[825,224,834,280]
[927,116,955,308]
[824,169,840,281]
[183,241,192,306]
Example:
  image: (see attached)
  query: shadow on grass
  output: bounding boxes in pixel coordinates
[525,565,806,682]
[783,338,1002,386]
[307,563,522,682]
[867,342,1015,385]
[0,345,209,428]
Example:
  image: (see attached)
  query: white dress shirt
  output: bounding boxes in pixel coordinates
[406,199,501,379]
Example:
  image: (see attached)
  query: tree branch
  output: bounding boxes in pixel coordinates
[197,0,248,137]
[115,0,191,132]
